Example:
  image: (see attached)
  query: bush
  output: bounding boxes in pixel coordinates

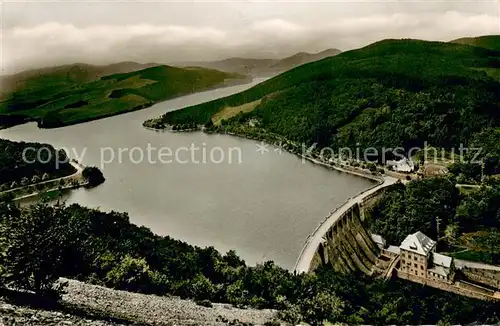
[226,280,250,308]
[188,274,216,301]
[105,255,155,293]
[278,304,303,325]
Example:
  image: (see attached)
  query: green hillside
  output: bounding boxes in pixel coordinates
[0,62,159,100]
[0,64,246,128]
[0,139,75,189]
[451,35,500,51]
[151,38,500,159]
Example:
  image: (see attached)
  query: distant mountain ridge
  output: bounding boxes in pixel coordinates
[270,48,342,70]
[177,48,342,76]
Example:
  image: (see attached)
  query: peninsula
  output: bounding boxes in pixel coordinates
[0,64,249,129]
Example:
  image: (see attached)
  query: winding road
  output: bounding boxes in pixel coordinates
[294,175,398,274]
[0,161,86,200]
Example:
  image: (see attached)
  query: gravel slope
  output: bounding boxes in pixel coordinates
[0,279,282,326]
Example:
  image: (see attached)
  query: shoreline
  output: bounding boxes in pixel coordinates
[12,181,90,202]
[223,130,385,182]
[0,161,88,202]
[148,126,386,184]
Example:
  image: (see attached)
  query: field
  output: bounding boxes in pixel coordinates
[446,231,500,265]
[211,99,262,126]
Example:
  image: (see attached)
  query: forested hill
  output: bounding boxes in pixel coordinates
[156,38,500,154]
[451,35,500,51]
[0,139,76,190]
[0,64,247,129]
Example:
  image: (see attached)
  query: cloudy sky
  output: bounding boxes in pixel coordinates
[1,0,499,74]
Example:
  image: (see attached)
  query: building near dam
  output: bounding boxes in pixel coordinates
[386,157,415,173]
[299,181,500,301]
[375,231,500,301]
[399,231,455,283]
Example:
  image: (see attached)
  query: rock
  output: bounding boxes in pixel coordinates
[0,278,279,326]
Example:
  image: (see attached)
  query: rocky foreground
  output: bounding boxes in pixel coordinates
[0,279,282,326]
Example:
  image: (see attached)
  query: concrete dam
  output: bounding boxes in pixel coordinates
[310,203,380,274]
[294,177,397,274]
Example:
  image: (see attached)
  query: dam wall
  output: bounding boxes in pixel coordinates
[359,185,391,221]
[309,203,380,273]
[298,178,396,274]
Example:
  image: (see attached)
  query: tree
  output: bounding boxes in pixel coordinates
[105,255,154,293]
[444,223,460,244]
[226,279,250,307]
[82,166,105,188]
[223,249,245,268]
[302,291,345,326]
[0,202,72,299]
[188,274,216,300]
[484,232,500,264]
[279,303,303,324]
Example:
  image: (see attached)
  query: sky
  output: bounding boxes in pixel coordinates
[1,0,500,74]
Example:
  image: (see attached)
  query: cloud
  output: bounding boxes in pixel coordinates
[2,11,499,74]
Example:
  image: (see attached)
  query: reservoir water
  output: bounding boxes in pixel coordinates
[0,78,374,269]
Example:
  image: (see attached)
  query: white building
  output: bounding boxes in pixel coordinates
[386,157,415,173]
[400,231,436,278]
[428,252,454,282]
[399,231,455,282]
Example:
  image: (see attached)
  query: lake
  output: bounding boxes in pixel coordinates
[0,78,374,269]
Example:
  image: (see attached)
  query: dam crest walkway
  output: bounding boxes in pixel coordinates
[294,176,398,274]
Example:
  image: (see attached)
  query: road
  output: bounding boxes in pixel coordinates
[455,259,500,271]
[294,175,398,273]
[0,161,85,199]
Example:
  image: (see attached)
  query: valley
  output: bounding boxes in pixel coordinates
[1,30,500,325]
